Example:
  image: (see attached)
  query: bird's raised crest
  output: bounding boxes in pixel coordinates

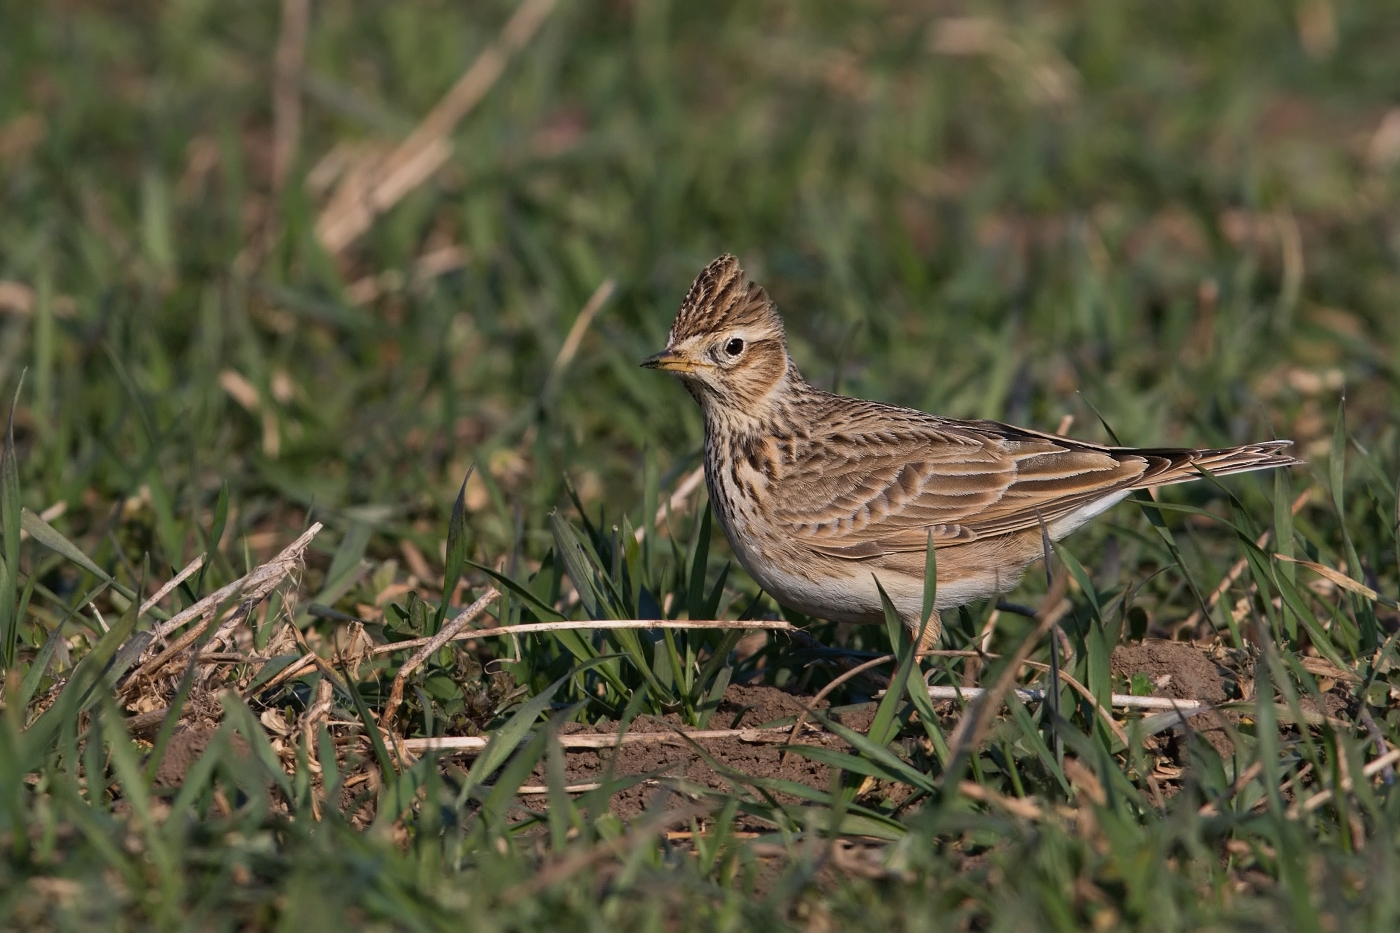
[669,254,783,344]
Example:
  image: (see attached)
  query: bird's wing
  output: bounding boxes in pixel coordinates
[770,412,1150,559]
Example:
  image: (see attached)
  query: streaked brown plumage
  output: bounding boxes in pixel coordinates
[643,255,1301,648]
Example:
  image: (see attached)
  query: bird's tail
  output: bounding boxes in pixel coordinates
[1130,440,1303,490]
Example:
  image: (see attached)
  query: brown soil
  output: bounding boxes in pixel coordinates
[519,684,884,824]
[1111,639,1240,758]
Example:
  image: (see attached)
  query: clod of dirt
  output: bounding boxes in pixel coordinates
[150,726,250,788]
[1112,639,1238,758]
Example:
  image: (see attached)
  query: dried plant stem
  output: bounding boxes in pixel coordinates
[926,683,1198,712]
[403,724,816,754]
[380,587,501,729]
[123,524,322,688]
[1198,760,1264,816]
[511,781,608,794]
[784,654,895,750]
[542,279,616,400]
[140,555,205,636]
[267,616,791,695]
[1013,658,1130,746]
[958,780,1044,820]
[315,0,557,252]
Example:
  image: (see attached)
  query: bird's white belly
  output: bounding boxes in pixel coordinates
[720,512,918,623]
[1048,490,1133,540]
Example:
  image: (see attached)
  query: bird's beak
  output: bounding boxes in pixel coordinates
[641,348,701,373]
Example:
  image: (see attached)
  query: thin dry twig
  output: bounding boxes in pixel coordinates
[139,555,206,635]
[510,781,608,794]
[918,646,1203,715]
[380,587,501,728]
[1358,706,1396,785]
[403,724,817,754]
[958,780,1044,820]
[315,0,558,252]
[1015,658,1130,747]
[925,682,1201,716]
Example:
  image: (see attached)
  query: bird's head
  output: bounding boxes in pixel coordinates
[642,255,794,413]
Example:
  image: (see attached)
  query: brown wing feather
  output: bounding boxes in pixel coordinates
[773,404,1297,559]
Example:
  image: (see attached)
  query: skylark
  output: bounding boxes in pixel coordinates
[643,255,1301,648]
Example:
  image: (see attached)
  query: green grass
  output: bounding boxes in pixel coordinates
[3,0,1400,929]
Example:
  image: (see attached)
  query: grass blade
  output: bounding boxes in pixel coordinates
[921,529,937,629]
[686,503,713,622]
[1,375,25,670]
[21,564,146,760]
[17,616,68,710]
[436,465,474,634]
[868,579,919,750]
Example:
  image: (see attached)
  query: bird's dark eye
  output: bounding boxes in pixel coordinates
[724,338,745,357]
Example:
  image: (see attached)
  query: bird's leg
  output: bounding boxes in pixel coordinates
[908,610,942,656]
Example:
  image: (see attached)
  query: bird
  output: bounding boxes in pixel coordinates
[641,254,1301,650]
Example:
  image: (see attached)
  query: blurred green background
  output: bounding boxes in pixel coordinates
[3,0,1396,579]
[5,2,1400,929]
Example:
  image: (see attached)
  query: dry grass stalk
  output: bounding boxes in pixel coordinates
[1013,658,1130,747]
[542,279,616,399]
[139,554,206,631]
[784,653,895,750]
[122,523,322,689]
[1198,760,1265,817]
[1276,552,1400,609]
[267,615,792,695]
[957,780,1044,820]
[403,724,819,754]
[923,684,1202,712]
[314,0,558,253]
